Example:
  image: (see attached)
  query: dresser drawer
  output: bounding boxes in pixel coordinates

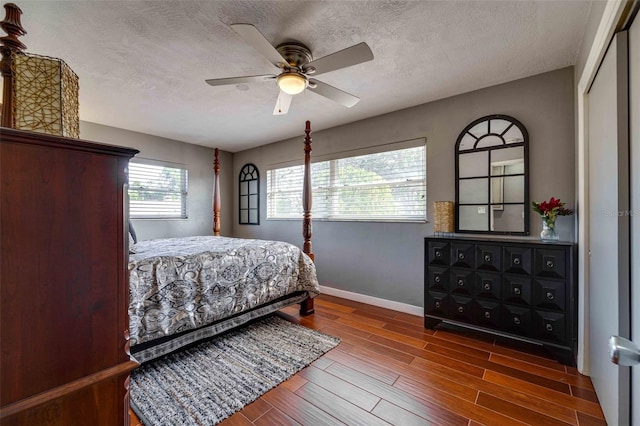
[503,246,532,275]
[533,311,566,343]
[502,304,532,337]
[427,241,451,266]
[534,248,566,279]
[450,295,475,323]
[426,291,449,317]
[475,271,501,300]
[502,275,532,306]
[475,300,501,329]
[451,243,475,268]
[427,267,450,292]
[450,268,475,296]
[476,244,501,272]
[532,279,566,312]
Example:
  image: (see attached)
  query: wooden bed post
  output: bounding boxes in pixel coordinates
[300,120,315,315]
[0,3,27,128]
[213,148,221,236]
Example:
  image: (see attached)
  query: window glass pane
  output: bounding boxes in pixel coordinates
[240,181,248,195]
[267,145,426,221]
[129,162,187,219]
[249,180,258,194]
[249,210,258,223]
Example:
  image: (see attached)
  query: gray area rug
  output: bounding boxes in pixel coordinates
[130,315,340,425]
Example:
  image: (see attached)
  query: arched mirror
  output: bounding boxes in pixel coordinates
[239,163,259,225]
[455,114,529,235]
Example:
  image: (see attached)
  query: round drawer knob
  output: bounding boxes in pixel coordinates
[514,258,521,265]
[435,251,442,258]
[546,260,554,268]
[457,306,464,313]
[484,254,491,262]
[435,301,441,308]
[514,288,522,295]
[514,317,521,325]
[458,253,465,260]
[434,276,441,283]
[546,292,554,300]
[458,279,464,287]
[484,311,491,319]
[484,283,491,291]
[546,323,553,332]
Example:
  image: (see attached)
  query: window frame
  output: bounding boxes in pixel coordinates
[267,139,427,223]
[128,159,188,219]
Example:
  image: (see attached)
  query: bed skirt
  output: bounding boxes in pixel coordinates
[129,291,309,363]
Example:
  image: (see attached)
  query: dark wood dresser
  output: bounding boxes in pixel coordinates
[0,128,139,424]
[424,235,577,365]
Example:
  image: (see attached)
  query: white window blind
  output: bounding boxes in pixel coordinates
[267,145,426,221]
[128,161,188,219]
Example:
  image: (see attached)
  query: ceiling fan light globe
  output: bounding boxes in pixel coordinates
[277,73,307,95]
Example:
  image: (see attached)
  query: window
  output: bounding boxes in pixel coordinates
[239,163,260,224]
[128,161,188,219]
[267,143,426,221]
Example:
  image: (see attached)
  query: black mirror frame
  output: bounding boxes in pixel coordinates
[239,163,260,225]
[454,114,530,235]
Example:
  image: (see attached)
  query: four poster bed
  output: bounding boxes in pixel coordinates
[128,122,318,363]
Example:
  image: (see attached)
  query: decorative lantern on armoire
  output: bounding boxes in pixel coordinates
[0,3,79,138]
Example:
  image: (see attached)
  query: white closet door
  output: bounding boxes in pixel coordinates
[588,31,631,426]
[629,15,640,426]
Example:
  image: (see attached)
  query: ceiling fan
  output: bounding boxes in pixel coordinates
[205,24,374,115]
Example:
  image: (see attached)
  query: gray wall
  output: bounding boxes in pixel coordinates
[80,122,233,239]
[232,67,576,307]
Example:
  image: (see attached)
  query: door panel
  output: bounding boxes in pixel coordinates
[630,17,639,426]
[588,32,631,426]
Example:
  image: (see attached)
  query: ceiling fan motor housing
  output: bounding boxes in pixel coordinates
[276,42,313,69]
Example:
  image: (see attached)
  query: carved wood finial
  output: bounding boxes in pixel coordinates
[213,148,221,236]
[1,2,27,128]
[302,120,313,261]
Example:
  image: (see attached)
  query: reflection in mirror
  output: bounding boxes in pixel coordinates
[459,178,488,204]
[455,114,529,235]
[459,205,489,231]
[459,151,488,178]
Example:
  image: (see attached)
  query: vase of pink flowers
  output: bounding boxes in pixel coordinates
[531,197,573,241]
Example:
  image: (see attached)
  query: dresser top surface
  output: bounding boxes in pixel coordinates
[425,234,574,247]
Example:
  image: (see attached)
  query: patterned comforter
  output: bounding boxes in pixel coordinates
[128,236,319,347]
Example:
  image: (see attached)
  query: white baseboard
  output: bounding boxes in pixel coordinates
[319,285,423,317]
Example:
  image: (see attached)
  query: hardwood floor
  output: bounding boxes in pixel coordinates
[130,294,605,425]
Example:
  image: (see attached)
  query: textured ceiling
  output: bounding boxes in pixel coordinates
[13,1,592,152]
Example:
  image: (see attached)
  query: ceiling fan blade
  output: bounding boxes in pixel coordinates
[205,75,275,87]
[273,91,292,115]
[307,79,360,108]
[231,24,288,68]
[304,42,373,76]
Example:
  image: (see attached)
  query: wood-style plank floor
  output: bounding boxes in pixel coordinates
[130,294,605,426]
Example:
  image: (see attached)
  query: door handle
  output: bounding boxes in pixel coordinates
[609,336,640,366]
